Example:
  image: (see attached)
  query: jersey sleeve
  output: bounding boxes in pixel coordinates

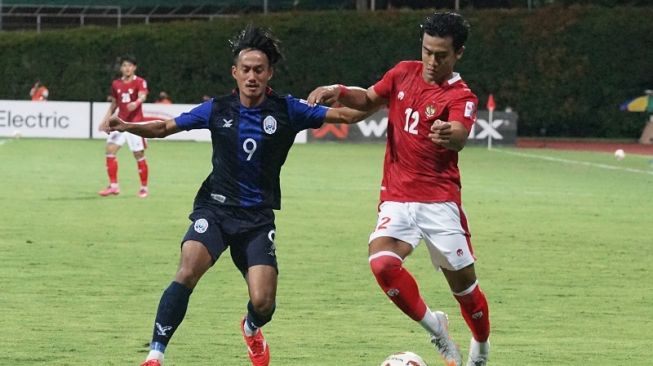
[447,91,478,131]
[286,96,328,131]
[174,99,213,130]
[372,63,401,99]
[138,78,149,95]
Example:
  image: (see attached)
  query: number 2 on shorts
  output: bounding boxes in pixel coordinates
[376,216,391,231]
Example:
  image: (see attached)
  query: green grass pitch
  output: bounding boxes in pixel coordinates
[1,138,651,365]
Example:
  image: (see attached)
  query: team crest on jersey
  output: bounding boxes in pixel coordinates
[263,115,277,134]
[397,91,405,100]
[194,218,209,234]
[128,88,134,94]
[464,101,476,118]
[425,104,436,118]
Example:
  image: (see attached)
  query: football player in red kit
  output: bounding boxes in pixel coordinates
[308,12,490,366]
[98,55,150,198]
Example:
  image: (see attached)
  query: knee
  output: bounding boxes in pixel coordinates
[175,266,204,289]
[369,251,403,277]
[249,294,276,316]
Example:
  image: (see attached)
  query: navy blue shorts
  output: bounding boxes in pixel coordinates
[181,205,277,276]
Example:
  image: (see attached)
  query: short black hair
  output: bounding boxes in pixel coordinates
[421,12,470,52]
[120,54,137,65]
[229,24,283,66]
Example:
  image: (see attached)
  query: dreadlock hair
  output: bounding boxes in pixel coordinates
[421,12,470,52]
[229,24,283,66]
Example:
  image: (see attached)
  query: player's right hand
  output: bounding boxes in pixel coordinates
[307,85,340,106]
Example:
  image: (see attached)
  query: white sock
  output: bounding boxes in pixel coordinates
[243,319,259,337]
[418,308,443,336]
[110,183,119,189]
[146,350,164,362]
[469,337,490,357]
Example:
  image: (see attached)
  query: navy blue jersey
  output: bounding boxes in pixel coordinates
[175,89,327,209]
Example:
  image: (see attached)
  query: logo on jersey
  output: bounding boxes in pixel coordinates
[194,218,209,234]
[425,104,436,118]
[222,118,233,128]
[397,91,405,100]
[128,88,134,94]
[210,193,226,203]
[263,116,277,134]
[464,101,476,118]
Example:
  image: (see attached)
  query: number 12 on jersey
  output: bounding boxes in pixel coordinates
[404,108,419,135]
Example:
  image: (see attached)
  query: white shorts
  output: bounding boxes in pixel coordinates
[107,131,147,152]
[369,201,475,271]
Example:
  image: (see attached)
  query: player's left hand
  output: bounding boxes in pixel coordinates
[103,116,127,133]
[428,119,452,145]
[307,85,340,106]
[126,102,138,112]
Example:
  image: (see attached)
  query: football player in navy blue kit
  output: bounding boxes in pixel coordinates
[103,25,371,366]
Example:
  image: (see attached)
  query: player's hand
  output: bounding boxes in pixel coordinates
[103,116,127,133]
[307,85,340,106]
[428,119,452,146]
[126,102,138,112]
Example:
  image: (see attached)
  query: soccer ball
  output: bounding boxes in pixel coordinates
[614,148,625,161]
[380,351,428,366]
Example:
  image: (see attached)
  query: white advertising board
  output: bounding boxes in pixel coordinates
[0,100,91,138]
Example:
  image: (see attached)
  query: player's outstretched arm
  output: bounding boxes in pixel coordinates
[428,120,469,152]
[307,85,384,112]
[323,106,380,125]
[104,116,181,138]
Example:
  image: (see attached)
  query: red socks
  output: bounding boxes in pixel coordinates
[137,158,149,187]
[454,282,490,342]
[106,155,118,184]
[369,252,427,321]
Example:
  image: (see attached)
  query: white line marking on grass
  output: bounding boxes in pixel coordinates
[0,139,11,146]
[495,149,653,176]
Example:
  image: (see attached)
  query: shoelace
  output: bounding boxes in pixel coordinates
[248,334,266,355]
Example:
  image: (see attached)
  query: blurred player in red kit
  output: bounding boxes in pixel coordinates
[308,12,490,366]
[98,55,150,198]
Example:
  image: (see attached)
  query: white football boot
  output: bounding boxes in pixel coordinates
[466,337,490,366]
[429,311,462,366]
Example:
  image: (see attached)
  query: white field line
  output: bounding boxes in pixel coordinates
[494,149,653,176]
[0,139,11,146]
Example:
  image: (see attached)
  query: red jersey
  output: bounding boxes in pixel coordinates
[30,86,49,101]
[111,76,148,122]
[372,61,478,204]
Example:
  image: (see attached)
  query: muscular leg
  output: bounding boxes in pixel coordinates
[368,236,431,322]
[443,264,490,343]
[146,241,212,362]
[243,265,277,333]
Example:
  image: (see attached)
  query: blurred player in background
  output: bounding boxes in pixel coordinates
[98,55,150,198]
[308,11,490,366]
[29,80,49,101]
[103,25,370,366]
[155,91,172,104]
